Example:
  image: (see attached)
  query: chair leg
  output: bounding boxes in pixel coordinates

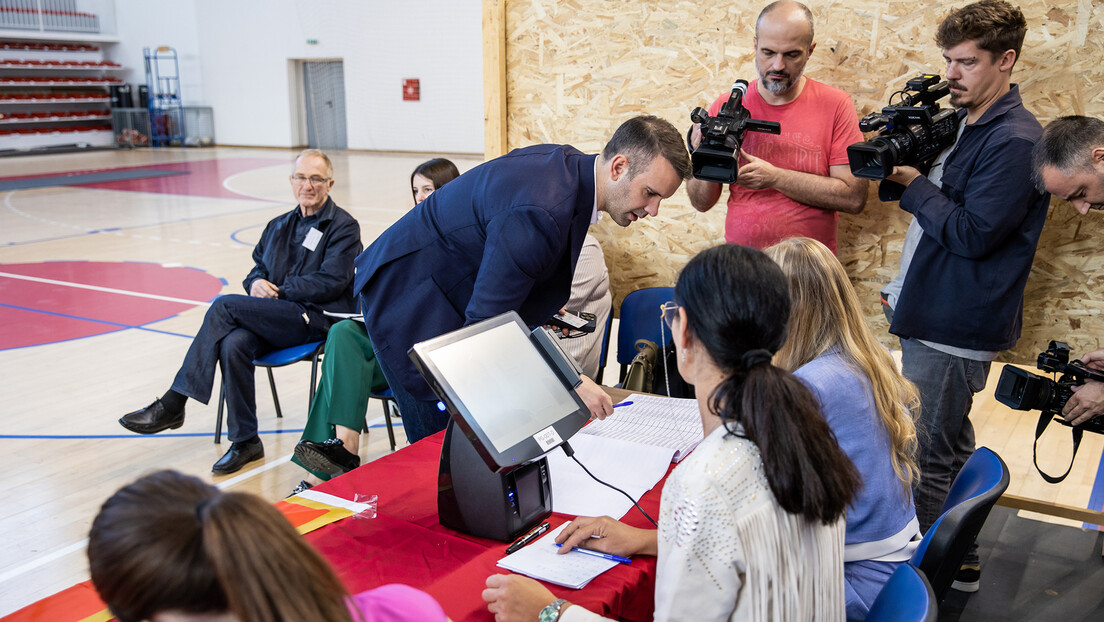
[383,398,396,452]
[308,354,320,411]
[266,368,282,418]
[215,382,225,444]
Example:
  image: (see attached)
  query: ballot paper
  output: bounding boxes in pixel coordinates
[547,433,674,518]
[580,393,703,462]
[497,524,620,589]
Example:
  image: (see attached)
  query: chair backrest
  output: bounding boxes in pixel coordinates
[615,287,674,366]
[595,310,615,384]
[910,446,1010,601]
[865,563,937,622]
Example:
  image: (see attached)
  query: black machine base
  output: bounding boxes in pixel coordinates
[437,420,553,542]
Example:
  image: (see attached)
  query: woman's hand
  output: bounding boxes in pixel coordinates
[556,515,658,557]
[483,573,560,622]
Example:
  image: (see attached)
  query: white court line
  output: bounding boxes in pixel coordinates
[0,454,292,589]
[0,272,214,307]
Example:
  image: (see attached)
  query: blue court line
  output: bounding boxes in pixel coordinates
[230,223,263,246]
[2,202,288,248]
[0,302,195,340]
[1084,444,1104,530]
[0,422,400,440]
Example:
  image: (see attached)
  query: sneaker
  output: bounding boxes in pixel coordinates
[289,480,313,497]
[294,438,361,477]
[951,564,980,593]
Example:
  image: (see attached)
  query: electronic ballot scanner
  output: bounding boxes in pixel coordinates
[409,311,590,541]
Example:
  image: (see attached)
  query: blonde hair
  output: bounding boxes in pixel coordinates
[766,237,920,497]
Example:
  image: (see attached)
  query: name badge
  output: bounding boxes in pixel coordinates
[303,227,323,252]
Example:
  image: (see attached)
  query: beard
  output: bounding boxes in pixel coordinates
[758,68,797,95]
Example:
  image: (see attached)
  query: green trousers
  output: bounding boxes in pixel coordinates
[292,319,389,481]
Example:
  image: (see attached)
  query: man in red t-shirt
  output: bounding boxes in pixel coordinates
[687,0,867,253]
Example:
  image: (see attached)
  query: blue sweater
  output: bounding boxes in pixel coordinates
[795,350,917,548]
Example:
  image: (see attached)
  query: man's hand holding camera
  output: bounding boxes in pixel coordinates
[1063,349,1104,426]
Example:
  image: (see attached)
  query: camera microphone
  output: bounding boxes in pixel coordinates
[728,79,749,107]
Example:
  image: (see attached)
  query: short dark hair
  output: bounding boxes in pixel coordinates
[1032,116,1104,191]
[755,0,815,43]
[936,0,1027,67]
[602,115,692,180]
[675,244,860,524]
[411,158,461,202]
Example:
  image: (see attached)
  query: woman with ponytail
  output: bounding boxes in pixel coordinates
[483,244,860,622]
[87,470,446,622]
[765,236,921,621]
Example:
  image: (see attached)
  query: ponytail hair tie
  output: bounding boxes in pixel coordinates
[741,348,773,370]
[196,497,213,523]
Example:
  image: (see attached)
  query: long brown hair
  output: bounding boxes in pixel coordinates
[766,237,920,498]
[88,470,354,622]
[676,244,860,524]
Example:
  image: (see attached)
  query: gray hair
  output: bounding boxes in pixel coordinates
[1031,116,1104,192]
[295,148,333,178]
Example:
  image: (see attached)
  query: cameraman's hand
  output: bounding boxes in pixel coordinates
[1063,380,1104,426]
[734,149,777,190]
[689,123,703,150]
[1081,349,1104,371]
[886,166,923,187]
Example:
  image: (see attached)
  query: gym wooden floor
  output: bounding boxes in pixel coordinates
[0,147,1099,615]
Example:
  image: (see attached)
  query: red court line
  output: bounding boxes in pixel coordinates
[1,261,224,300]
[0,304,119,349]
[1,278,198,325]
[75,158,288,199]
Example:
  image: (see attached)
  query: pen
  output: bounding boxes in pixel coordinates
[612,401,633,408]
[505,521,551,554]
[555,544,632,564]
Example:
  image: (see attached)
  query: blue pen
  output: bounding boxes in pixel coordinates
[612,401,633,408]
[555,543,632,564]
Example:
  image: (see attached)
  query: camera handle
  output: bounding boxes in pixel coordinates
[1032,412,1083,484]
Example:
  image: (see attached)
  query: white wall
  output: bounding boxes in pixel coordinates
[191,0,484,152]
[112,1,204,106]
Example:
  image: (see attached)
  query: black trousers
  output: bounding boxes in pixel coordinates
[170,294,329,442]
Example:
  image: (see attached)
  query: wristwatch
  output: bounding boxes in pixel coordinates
[538,598,570,622]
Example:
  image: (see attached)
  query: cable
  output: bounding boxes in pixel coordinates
[560,441,659,527]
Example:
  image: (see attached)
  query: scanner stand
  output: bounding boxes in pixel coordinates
[437,420,552,542]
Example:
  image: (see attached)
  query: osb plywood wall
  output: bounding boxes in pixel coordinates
[500,0,1104,363]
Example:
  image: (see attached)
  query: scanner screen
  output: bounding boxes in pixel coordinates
[426,320,579,453]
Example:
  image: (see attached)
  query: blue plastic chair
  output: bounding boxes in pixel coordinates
[865,564,937,622]
[368,388,399,452]
[909,446,1010,601]
[615,286,674,384]
[214,340,325,443]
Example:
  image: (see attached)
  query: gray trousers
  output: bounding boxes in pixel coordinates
[900,336,991,566]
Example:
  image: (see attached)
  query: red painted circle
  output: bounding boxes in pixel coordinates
[0,261,224,350]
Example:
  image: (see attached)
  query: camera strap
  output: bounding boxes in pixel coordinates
[1032,412,1082,484]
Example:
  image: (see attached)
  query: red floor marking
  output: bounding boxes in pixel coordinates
[0,261,224,350]
[0,158,287,200]
[75,158,287,199]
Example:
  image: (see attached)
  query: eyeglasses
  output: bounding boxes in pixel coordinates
[659,301,680,329]
[290,174,330,187]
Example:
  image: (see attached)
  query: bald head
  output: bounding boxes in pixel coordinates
[756,0,815,46]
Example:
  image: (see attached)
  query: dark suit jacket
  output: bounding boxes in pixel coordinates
[354,144,598,401]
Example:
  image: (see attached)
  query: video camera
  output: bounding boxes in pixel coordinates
[846,74,961,180]
[994,340,1104,434]
[689,79,781,184]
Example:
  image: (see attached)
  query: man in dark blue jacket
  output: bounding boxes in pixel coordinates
[878,0,1048,593]
[119,149,362,475]
[354,116,690,444]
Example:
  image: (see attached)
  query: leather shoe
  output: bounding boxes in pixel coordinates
[294,438,360,477]
[119,399,185,434]
[212,440,265,475]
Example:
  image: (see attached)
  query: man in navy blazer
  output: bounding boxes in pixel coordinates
[354,116,691,443]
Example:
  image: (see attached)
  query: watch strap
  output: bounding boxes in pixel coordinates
[539,598,570,622]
